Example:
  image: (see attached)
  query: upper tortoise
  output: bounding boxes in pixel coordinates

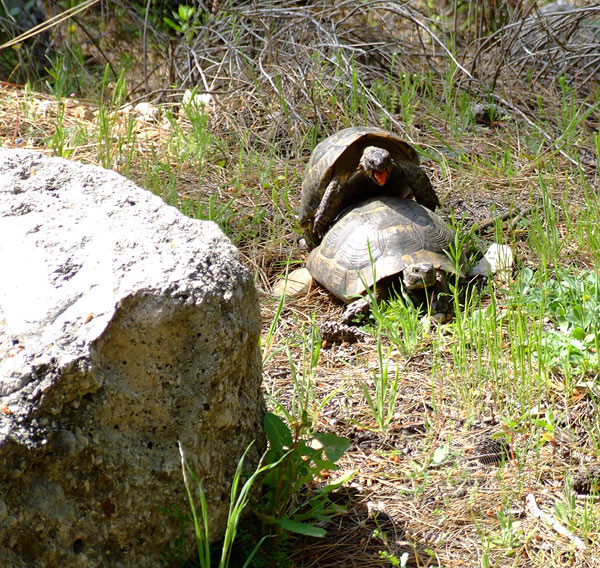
[298,126,439,248]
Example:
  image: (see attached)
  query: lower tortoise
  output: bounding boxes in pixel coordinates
[307,196,464,322]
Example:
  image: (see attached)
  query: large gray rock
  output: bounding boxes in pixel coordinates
[0,149,266,567]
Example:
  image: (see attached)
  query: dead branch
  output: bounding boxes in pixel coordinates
[525,493,587,552]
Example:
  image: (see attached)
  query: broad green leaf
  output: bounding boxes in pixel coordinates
[313,432,350,462]
[263,413,292,452]
[277,518,326,537]
[323,469,357,491]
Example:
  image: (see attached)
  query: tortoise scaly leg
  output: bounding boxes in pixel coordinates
[313,178,343,238]
[341,297,371,325]
[341,281,393,325]
[399,161,440,211]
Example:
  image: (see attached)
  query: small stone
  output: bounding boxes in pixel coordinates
[182,90,216,113]
[49,430,77,457]
[469,103,511,127]
[214,408,234,429]
[272,267,312,298]
[430,312,446,324]
[468,244,514,279]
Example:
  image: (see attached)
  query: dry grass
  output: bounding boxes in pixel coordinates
[262,305,600,567]
[474,4,600,95]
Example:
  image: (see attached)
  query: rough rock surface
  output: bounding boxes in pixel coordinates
[0,149,266,567]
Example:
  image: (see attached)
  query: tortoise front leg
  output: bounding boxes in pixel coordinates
[313,177,344,238]
[341,279,395,325]
[341,297,370,325]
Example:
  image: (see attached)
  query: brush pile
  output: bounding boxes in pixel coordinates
[168,0,599,137]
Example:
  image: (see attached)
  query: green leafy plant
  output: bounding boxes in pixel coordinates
[515,268,600,375]
[258,412,353,538]
[490,503,525,553]
[372,516,409,567]
[532,407,560,449]
[464,266,600,396]
[177,411,352,565]
[164,4,198,42]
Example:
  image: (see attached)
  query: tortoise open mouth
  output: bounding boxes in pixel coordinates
[372,167,389,186]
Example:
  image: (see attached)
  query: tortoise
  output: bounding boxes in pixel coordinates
[307,196,464,322]
[298,126,439,248]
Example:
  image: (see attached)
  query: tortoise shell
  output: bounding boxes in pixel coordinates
[299,126,438,246]
[307,196,463,302]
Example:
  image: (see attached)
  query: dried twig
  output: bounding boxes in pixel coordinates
[525,493,587,551]
[0,0,100,50]
[471,204,538,235]
[163,0,598,171]
[475,5,600,94]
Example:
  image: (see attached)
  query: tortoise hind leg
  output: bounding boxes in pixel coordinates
[399,161,440,211]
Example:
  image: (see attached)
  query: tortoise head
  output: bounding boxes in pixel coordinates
[359,146,393,186]
[299,217,320,249]
[402,262,437,290]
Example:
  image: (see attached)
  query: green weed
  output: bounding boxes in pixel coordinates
[267,321,346,430]
[515,267,600,376]
[358,339,403,431]
[370,289,427,357]
[96,67,131,170]
[179,441,275,568]
[259,412,353,538]
[44,56,69,156]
